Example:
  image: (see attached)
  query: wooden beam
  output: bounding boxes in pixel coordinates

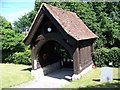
[79,60,93,73]
[35,33,75,56]
[73,47,80,74]
[31,46,36,70]
[42,6,76,45]
[24,11,44,45]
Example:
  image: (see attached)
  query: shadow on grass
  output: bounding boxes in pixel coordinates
[59,82,120,90]
[85,82,120,89]
[21,67,32,72]
[92,79,100,82]
[93,78,120,82]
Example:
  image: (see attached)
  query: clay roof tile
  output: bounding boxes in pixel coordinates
[23,3,97,45]
[43,3,97,40]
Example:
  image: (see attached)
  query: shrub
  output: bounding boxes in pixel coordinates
[93,47,120,67]
[93,48,109,67]
[5,50,31,65]
[109,47,120,67]
[2,29,25,61]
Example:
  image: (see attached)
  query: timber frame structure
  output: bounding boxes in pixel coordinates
[23,3,97,80]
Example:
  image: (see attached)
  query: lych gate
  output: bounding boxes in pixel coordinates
[23,3,97,80]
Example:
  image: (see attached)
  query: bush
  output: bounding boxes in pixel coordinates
[109,47,120,67]
[2,29,25,61]
[5,50,31,65]
[93,47,120,67]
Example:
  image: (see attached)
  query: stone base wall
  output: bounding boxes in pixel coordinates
[72,64,93,80]
[31,62,93,80]
[43,62,61,75]
[31,68,44,79]
[31,62,61,79]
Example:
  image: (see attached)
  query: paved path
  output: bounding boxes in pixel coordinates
[16,68,73,88]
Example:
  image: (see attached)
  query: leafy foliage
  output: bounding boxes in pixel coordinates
[34,2,120,48]
[13,2,120,48]
[0,16,12,29]
[93,47,120,67]
[1,15,30,64]
[1,2,120,66]
[109,47,120,67]
[5,48,31,65]
[2,29,25,51]
[90,2,120,48]
[2,28,25,61]
[13,10,37,33]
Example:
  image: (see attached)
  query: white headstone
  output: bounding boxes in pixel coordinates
[100,67,113,82]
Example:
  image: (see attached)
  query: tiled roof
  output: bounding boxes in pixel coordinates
[44,3,97,40]
[23,3,97,44]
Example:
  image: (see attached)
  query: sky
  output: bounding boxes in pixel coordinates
[0,0,35,24]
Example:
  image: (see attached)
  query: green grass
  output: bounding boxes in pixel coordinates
[63,68,120,89]
[0,63,34,89]
[1,64,119,89]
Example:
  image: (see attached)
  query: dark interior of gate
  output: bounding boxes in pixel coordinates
[38,40,73,70]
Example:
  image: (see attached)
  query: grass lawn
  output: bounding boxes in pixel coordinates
[63,68,120,89]
[0,63,119,89]
[0,63,34,89]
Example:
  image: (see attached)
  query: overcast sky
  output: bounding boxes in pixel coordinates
[0,0,35,24]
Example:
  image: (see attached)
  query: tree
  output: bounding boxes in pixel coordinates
[14,1,120,48]
[90,2,120,48]
[13,10,37,33]
[0,16,25,61]
[2,28,25,60]
[0,16,12,29]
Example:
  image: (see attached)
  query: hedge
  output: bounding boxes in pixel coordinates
[3,46,120,67]
[4,50,31,65]
[93,47,120,67]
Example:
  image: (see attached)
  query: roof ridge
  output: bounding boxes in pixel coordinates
[41,3,47,6]
[42,3,97,40]
[23,3,97,44]
[43,3,74,14]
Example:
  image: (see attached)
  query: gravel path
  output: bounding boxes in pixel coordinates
[15,68,73,88]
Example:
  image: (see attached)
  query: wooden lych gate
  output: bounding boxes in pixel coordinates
[23,3,97,80]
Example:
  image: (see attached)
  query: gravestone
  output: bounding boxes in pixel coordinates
[100,67,113,82]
